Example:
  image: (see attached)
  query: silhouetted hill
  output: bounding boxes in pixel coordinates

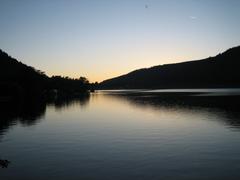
[0,50,47,81]
[0,49,89,100]
[99,46,240,89]
[0,49,48,99]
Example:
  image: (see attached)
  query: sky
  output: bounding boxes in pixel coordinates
[0,0,240,82]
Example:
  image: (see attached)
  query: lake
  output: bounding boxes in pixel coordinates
[1,89,240,180]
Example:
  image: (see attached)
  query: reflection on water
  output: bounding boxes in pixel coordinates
[102,91,240,128]
[1,90,240,179]
[0,159,10,168]
[0,94,90,139]
[47,93,90,111]
[0,100,46,141]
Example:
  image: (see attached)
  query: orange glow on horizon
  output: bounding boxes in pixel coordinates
[44,49,210,83]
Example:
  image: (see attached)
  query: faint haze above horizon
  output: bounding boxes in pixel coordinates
[0,0,240,82]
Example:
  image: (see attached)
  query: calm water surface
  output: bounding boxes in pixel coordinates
[1,89,240,180]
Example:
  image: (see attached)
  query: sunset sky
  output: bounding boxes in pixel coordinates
[1,0,240,82]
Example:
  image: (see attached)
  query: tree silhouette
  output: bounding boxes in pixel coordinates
[0,49,90,101]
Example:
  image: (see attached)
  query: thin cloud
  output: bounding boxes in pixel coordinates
[190,16,197,20]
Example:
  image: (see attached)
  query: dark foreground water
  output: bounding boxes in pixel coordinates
[1,89,240,180]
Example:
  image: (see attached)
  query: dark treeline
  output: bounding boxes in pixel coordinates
[0,49,91,101]
[99,46,240,89]
[47,76,89,97]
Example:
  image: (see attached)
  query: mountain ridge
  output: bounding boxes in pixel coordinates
[99,46,240,89]
[0,49,89,100]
